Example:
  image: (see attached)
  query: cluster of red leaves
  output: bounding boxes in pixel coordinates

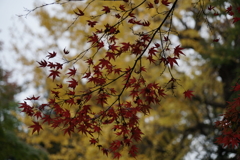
[208,4,240,23]
[215,83,240,148]
[19,0,200,159]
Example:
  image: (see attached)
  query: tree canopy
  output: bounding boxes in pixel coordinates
[10,0,240,159]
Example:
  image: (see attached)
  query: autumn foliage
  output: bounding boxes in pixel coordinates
[18,0,240,158]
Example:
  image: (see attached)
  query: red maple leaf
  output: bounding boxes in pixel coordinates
[37,60,47,67]
[174,45,185,58]
[154,0,159,4]
[25,95,40,100]
[162,0,171,6]
[101,148,109,156]
[90,138,98,145]
[68,78,78,89]
[102,6,110,14]
[42,114,52,124]
[113,152,121,159]
[29,121,43,134]
[213,38,219,42]
[87,20,97,27]
[63,48,69,54]
[233,17,240,23]
[110,140,122,152]
[48,70,60,81]
[184,90,194,99]
[88,33,99,44]
[34,111,42,119]
[129,145,138,158]
[164,36,169,41]
[46,51,57,59]
[167,56,178,68]
[67,67,77,77]
[83,71,91,79]
[208,5,215,10]
[85,58,94,65]
[114,68,122,75]
[233,83,240,91]
[115,13,121,19]
[158,88,166,97]
[119,5,125,11]
[147,2,154,9]
[47,62,55,69]
[74,8,84,16]
[99,58,111,68]
[121,42,131,52]
[148,47,157,56]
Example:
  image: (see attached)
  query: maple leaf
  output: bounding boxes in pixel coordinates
[109,44,119,52]
[63,125,74,136]
[115,13,121,19]
[88,33,99,44]
[184,90,194,99]
[147,3,154,9]
[97,41,104,49]
[85,58,94,65]
[87,20,97,27]
[102,148,109,157]
[93,125,102,133]
[113,152,121,159]
[68,78,78,89]
[109,88,117,94]
[90,138,98,145]
[142,20,150,26]
[74,8,84,16]
[48,70,60,81]
[148,47,157,56]
[37,60,47,67]
[131,127,143,142]
[55,62,63,70]
[119,5,125,11]
[34,111,42,119]
[164,36,169,41]
[63,48,69,54]
[114,68,122,75]
[147,55,156,64]
[154,0,159,4]
[208,5,215,10]
[174,45,185,58]
[233,84,240,91]
[167,56,178,68]
[129,145,138,158]
[99,58,111,68]
[121,42,131,52]
[158,88,166,97]
[226,5,232,14]
[128,12,135,18]
[155,43,160,48]
[213,38,219,42]
[19,101,34,116]
[233,17,240,23]
[47,62,55,69]
[42,114,52,124]
[67,67,77,77]
[162,0,171,6]
[46,51,57,59]
[96,93,110,106]
[82,71,91,79]
[110,140,122,152]
[29,121,43,134]
[25,95,40,100]
[102,6,110,14]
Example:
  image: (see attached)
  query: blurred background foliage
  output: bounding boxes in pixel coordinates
[3,0,240,159]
